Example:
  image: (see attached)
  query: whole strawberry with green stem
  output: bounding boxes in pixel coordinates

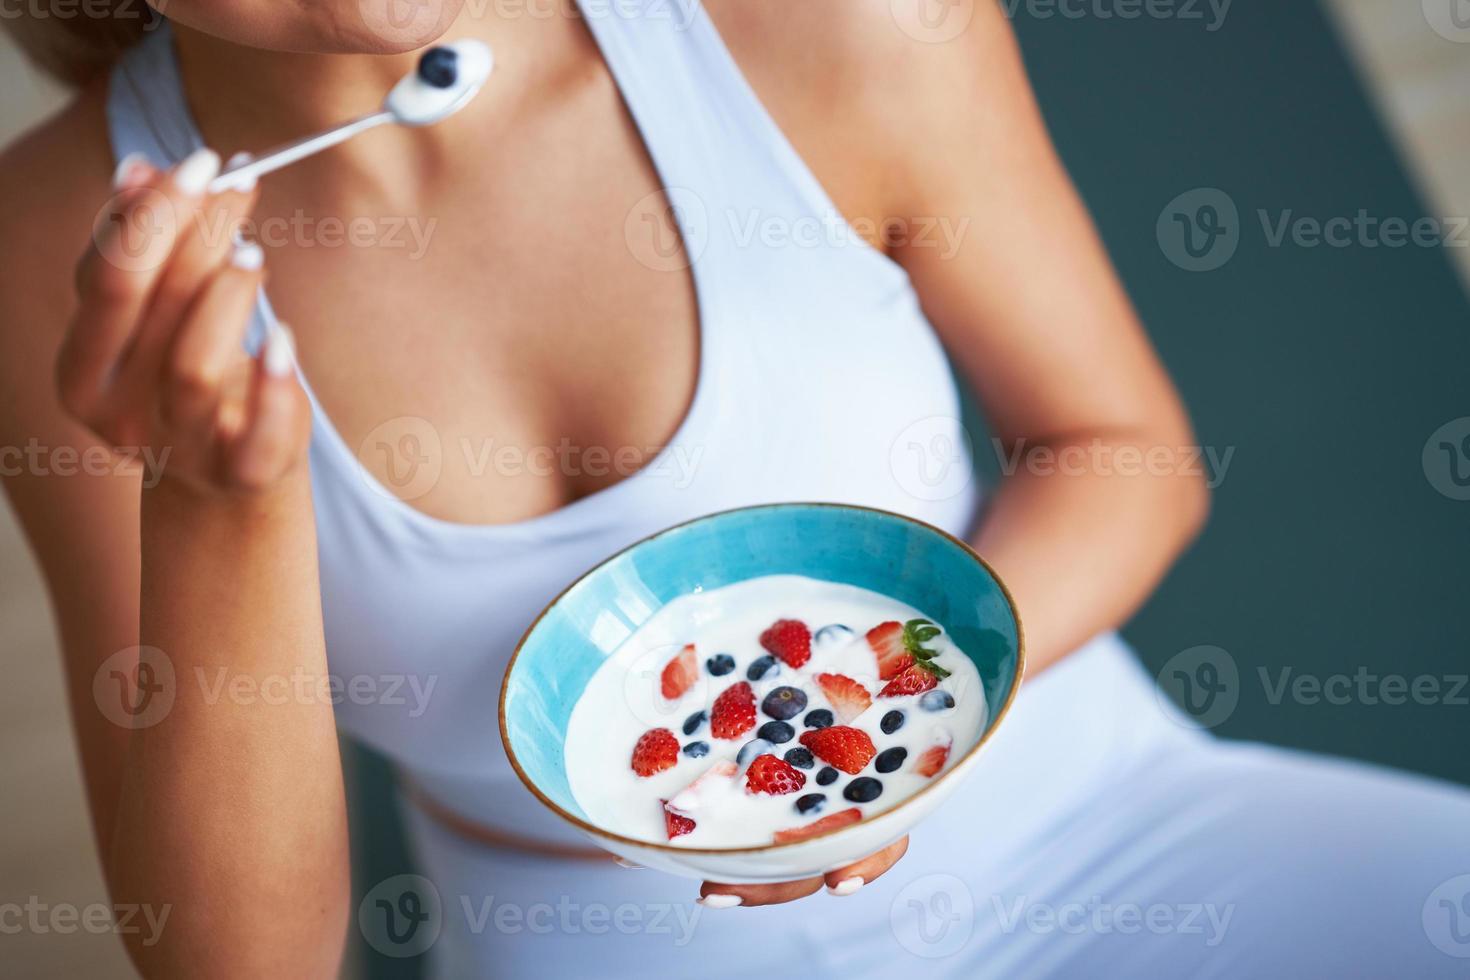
[874,619,951,697]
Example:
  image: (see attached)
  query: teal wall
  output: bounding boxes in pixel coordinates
[1006,1,1470,787]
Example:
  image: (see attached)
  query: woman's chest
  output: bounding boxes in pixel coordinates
[243,28,897,530]
[255,89,706,525]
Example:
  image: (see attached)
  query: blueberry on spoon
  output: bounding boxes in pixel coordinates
[418,47,459,89]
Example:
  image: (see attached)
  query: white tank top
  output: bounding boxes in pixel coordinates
[107,5,980,845]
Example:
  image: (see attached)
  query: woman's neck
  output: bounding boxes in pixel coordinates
[169,12,573,207]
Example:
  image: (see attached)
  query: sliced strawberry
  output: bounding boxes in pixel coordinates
[691,759,739,784]
[760,619,812,669]
[661,800,696,839]
[773,807,863,843]
[631,728,679,776]
[798,725,876,774]
[914,739,951,778]
[815,672,872,724]
[710,681,757,740]
[745,753,807,795]
[867,621,913,680]
[879,664,939,698]
[666,760,739,813]
[660,644,698,700]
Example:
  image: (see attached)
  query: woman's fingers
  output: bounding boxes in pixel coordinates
[158,240,265,435]
[222,325,307,490]
[822,835,909,896]
[698,875,826,909]
[115,181,259,404]
[56,145,309,497]
[58,148,220,422]
[697,836,912,909]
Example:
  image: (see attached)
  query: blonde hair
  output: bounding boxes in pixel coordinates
[3,2,161,87]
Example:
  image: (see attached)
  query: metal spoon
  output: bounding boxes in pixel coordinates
[208,39,494,194]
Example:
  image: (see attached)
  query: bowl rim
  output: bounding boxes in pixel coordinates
[497,501,1027,856]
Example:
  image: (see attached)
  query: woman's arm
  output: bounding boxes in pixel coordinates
[0,96,349,977]
[891,2,1210,673]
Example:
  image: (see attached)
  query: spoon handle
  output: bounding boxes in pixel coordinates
[208,109,396,194]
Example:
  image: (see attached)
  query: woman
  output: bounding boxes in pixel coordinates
[1,1,1466,976]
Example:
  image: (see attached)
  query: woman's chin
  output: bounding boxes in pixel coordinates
[157,0,465,57]
[341,0,467,55]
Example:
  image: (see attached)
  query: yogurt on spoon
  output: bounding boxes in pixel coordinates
[386,39,496,127]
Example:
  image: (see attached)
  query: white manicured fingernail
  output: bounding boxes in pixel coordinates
[231,240,264,271]
[173,148,221,197]
[827,877,864,896]
[612,857,644,870]
[697,893,742,909]
[112,152,151,189]
[222,152,257,193]
[264,323,296,378]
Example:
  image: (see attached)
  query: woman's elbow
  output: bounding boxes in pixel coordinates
[1171,451,1213,547]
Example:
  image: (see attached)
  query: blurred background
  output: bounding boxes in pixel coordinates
[3,1,1468,976]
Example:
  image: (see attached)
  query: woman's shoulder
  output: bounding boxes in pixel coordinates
[711,0,1002,108]
[0,82,113,326]
[0,81,114,415]
[708,0,1009,227]
[1,79,114,232]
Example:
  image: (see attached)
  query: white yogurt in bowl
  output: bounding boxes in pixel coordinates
[563,575,987,848]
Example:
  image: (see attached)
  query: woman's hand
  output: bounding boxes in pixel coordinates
[56,147,307,496]
[698,836,909,908]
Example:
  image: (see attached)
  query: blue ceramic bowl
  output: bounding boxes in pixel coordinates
[499,503,1024,882]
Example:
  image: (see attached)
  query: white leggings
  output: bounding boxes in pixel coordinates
[391,639,1470,978]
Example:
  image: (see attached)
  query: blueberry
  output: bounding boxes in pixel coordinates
[706,653,736,676]
[919,690,956,712]
[880,710,905,734]
[843,777,883,803]
[737,738,774,765]
[815,766,839,786]
[795,793,826,815]
[803,709,835,729]
[682,710,707,736]
[683,740,709,758]
[761,686,808,721]
[747,655,779,681]
[757,720,795,744]
[784,747,815,769]
[814,624,855,646]
[875,747,907,773]
[417,47,459,89]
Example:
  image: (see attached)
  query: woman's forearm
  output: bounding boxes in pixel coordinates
[110,471,349,978]
[971,433,1210,675]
